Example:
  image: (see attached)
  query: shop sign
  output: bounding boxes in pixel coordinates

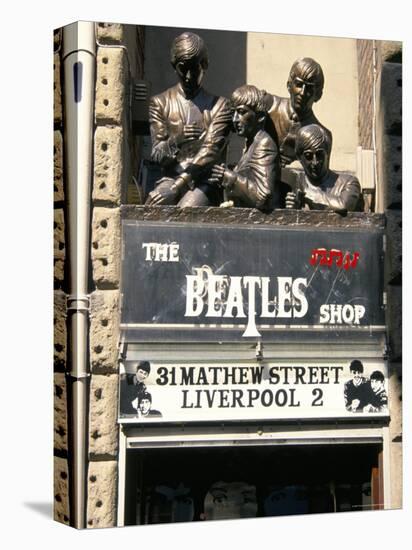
[119,358,388,423]
[120,221,385,342]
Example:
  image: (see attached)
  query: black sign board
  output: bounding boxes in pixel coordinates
[121,221,384,342]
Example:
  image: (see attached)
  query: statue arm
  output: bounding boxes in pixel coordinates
[304,176,361,213]
[149,95,180,167]
[186,97,232,181]
[224,138,278,209]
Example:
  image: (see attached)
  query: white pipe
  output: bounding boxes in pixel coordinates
[62,21,96,529]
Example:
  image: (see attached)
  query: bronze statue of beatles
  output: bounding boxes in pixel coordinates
[145,32,231,207]
[266,57,332,167]
[285,124,361,213]
[145,34,363,213]
[208,85,280,210]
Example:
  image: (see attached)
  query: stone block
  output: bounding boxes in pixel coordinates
[121,205,386,230]
[87,460,117,528]
[54,373,68,451]
[381,40,402,63]
[385,210,402,285]
[96,22,124,43]
[388,363,402,509]
[54,290,67,370]
[54,130,64,202]
[90,290,120,372]
[95,47,127,125]
[386,285,402,361]
[380,62,402,135]
[54,28,62,52]
[91,207,121,287]
[390,439,402,509]
[388,363,402,431]
[54,456,70,525]
[93,126,123,205]
[89,374,119,456]
[383,134,402,208]
[54,53,62,124]
[54,209,65,284]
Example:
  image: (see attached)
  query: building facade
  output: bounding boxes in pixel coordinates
[53,22,402,528]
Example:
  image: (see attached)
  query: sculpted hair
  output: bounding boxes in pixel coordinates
[170,32,209,69]
[349,359,364,373]
[230,85,270,115]
[288,57,325,101]
[295,124,332,156]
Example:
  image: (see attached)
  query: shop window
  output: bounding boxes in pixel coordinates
[124,443,381,525]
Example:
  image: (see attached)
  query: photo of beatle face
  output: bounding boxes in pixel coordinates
[344,360,388,413]
[119,360,162,418]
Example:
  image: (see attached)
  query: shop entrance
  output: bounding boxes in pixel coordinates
[123,443,382,525]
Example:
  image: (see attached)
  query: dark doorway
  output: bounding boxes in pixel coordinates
[124,443,381,525]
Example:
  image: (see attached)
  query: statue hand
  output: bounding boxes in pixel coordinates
[183,123,204,142]
[208,164,226,186]
[285,191,301,209]
[145,182,179,206]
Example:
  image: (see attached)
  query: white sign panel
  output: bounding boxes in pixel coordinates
[119,359,388,423]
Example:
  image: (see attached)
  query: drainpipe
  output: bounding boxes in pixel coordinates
[62,21,96,529]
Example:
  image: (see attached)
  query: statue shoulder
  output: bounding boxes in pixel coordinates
[150,85,179,107]
[337,171,361,189]
[255,129,278,152]
[210,93,230,114]
[268,94,288,114]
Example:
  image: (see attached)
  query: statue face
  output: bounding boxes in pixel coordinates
[299,146,329,182]
[175,59,205,96]
[233,105,259,139]
[288,76,316,115]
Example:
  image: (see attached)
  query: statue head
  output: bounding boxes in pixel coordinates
[230,85,270,139]
[170,32,209,97]
[287,58,324,115]
[295,124,331,182]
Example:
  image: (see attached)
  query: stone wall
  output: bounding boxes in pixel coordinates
[86,22,144,529]
[53,27,71,527]
[54,22,144,529]
[376,40,402,509]
[356,38,402,508]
